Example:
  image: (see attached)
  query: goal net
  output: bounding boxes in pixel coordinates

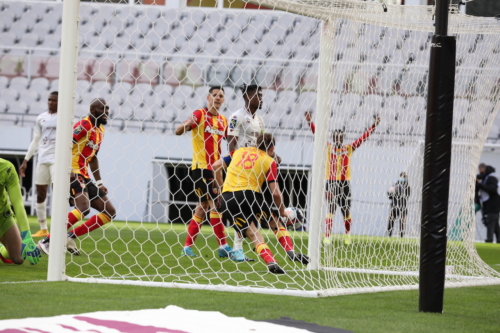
[40,0,500,296]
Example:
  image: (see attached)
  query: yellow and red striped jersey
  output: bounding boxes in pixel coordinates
[310,122,376,181]
[71,116,104,178]
[189,108,227,170]
[222,147,278,193]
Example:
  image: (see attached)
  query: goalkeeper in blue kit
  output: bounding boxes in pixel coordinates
[0,158,41,265]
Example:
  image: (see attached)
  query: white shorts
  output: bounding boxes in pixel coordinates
[35,163,55,185]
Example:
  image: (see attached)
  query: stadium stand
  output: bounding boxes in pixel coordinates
[0,1,498,142]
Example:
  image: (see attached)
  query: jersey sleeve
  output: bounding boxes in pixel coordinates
[34,115,42,135]
[222,154,232,167]
[309,122,316,134]
[73,120,92,142]
[187,109,203,129]
[227,112,240,137]
[4,163,29,233]
[266,161,278,182]
[351,125,376,150]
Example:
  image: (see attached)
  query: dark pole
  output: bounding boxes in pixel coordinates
[419,0,456,313]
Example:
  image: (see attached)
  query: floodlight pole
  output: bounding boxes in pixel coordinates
[47,0,80,281]
[419,0,456,313]
[307,20,333,270]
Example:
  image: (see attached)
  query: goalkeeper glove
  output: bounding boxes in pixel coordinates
[21,231,42,265]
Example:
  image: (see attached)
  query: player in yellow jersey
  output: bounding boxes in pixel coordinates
[306,111,381,245]
[213,134,299,274]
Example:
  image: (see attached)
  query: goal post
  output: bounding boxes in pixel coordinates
[41,0,500,297]
[47,0,80,282]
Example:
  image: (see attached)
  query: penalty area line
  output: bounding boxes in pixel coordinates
[0,280,49,285]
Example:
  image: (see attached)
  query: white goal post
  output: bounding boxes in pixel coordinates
[40,0,500,297]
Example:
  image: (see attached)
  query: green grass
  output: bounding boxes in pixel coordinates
[1,218,499,332]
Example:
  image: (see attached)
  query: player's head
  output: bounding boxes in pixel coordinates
[90,98,109,126]
[399,172,407,182]
[48,91,58,113]
[256,133,275,155]
[207,86,225,111]
[241,84,263,110]
[478,163,486,174]
[332,129,344,146]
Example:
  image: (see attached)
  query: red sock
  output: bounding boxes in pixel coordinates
[325,213,333,237]
[47,209,84,239]
[256,243,275,264]
[209,212,227,246]
[274,227,294,252]
[67,209,83,228]
[344,216,352,234]
[184,214,203,247]
[69,213,111,238]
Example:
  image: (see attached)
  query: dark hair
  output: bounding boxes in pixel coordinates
[479,163,486,168]
[332,129,344,136]
[49,91,58,96]
[400,172,407,178]
[208,86,224,94]
[256,133,275,151]
[240,84,262,97]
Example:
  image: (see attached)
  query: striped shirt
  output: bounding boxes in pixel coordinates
[71,116,104,178]
[309,122,376,181]
[189,108,227,171]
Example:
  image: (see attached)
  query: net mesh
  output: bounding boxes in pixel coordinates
[21,0,500,296]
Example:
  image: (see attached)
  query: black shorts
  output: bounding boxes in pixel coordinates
[191,168,217,202]
[390,206,408,218]
[70,174,107,201]
[325,180,351,209]
[222,190,263,237]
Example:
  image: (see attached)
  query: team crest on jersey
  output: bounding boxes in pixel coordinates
[229,118,237,129]
[86,140,100,150]
[74,125,84,135]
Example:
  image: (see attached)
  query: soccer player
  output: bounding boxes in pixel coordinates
[38,98,116,255]
[226,84,267,259]
[175,86,242,261]
[213,133,289,274]
[305,111,381,245]
[0,158,41,265]
[19,91,59,237]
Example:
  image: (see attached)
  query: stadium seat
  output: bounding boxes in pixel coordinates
[22,89,41,106]
[10,77,30,92]
[30,101,46,115]
[0,100,6,113]
[10,100,29,113]
[0,32,17,47]
[1,88,19,107]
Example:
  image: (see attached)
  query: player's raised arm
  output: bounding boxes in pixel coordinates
[175,112,199,136]
[351,114,381,151]
[304,111,315,134]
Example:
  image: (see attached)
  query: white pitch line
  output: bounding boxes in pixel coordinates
[0,280,48,285]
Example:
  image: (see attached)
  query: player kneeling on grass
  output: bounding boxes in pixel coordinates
[213,133,291,274]
[0,159,41,265]
[38,99,116,256]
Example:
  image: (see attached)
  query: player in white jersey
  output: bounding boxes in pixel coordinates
[226,85,266,261]
[19,91,58,237]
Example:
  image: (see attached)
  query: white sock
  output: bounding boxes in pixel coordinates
[36,202,47,229]
[219,245,227,250]
[233,230,243,250]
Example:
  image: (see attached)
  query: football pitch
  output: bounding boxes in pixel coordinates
[1,218,499,332]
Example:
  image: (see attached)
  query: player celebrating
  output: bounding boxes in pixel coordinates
[305,111,381,245]
[175,86,242,261]
[213,134,290,274]
[0,158,41,265]
[38,98,116,255]
[19,91,59,237]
